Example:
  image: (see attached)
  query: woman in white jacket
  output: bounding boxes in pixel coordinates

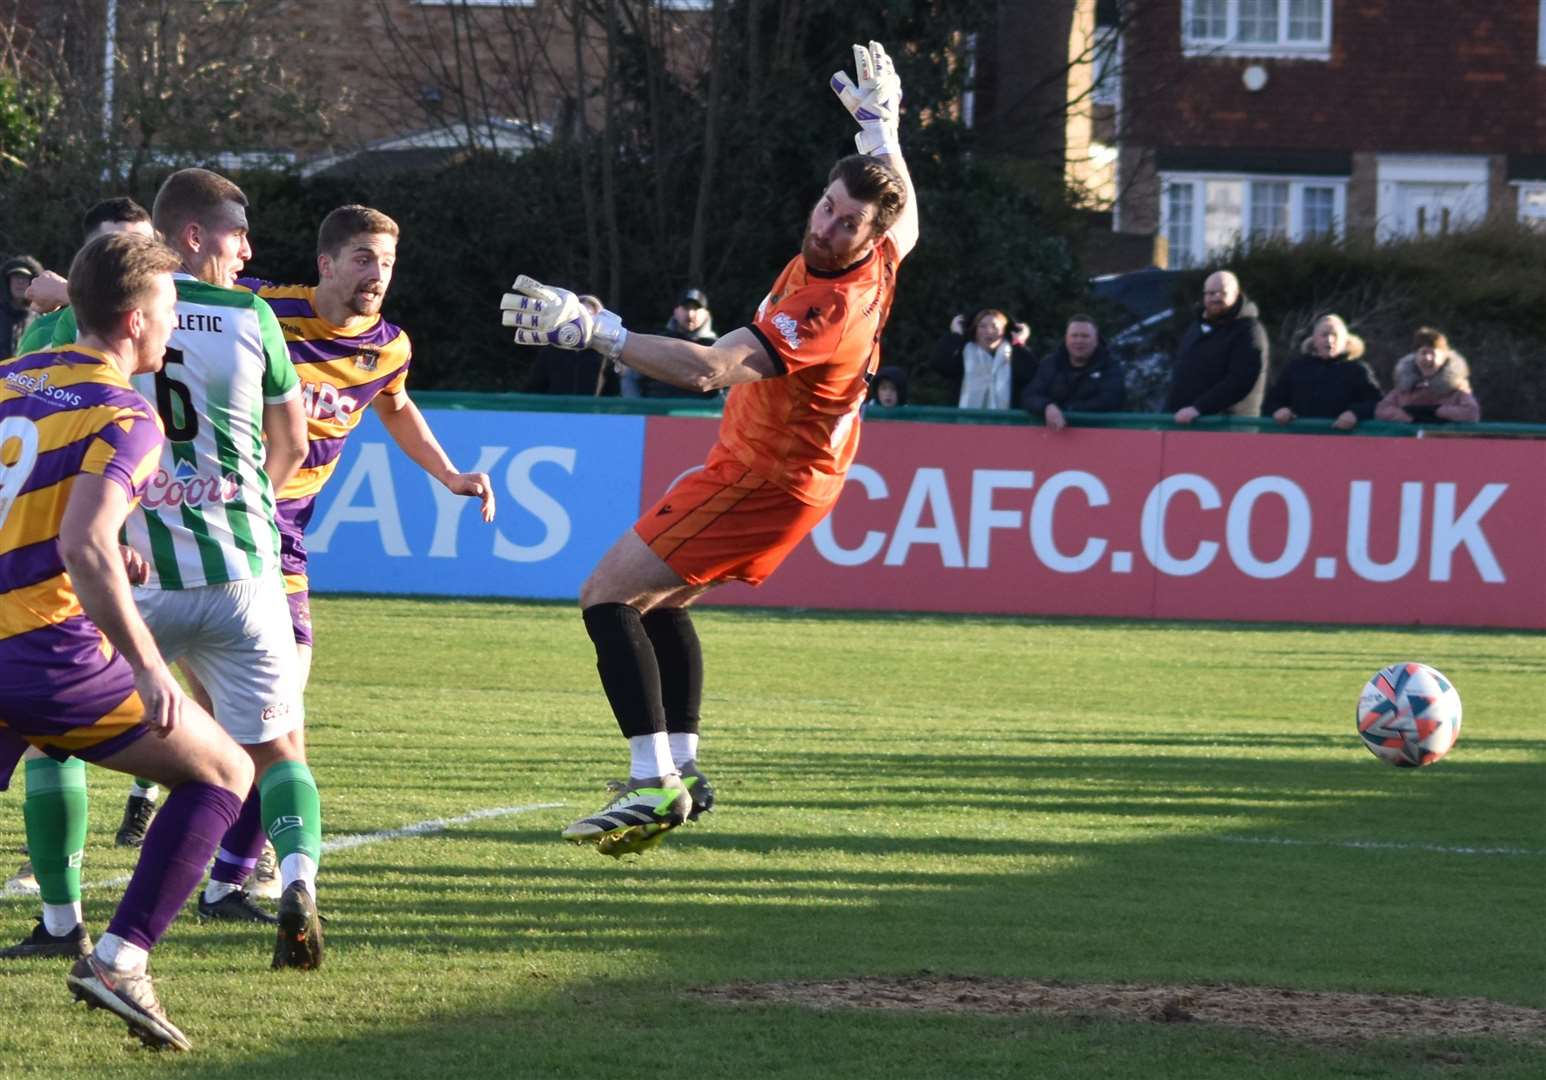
[931,308,1036,409]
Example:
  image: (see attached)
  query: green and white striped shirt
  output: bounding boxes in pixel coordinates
[54,274,300,588]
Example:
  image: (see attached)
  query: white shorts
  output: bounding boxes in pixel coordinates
[134,574,304,745]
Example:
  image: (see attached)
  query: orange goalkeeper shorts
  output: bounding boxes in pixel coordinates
[634,458,834,586]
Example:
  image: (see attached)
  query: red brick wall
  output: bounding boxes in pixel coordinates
[1122,0,1546,155]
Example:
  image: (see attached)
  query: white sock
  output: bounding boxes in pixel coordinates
[95,932,148,974]
[668,732,699,768]
[280,852,318,897]
[42,902,81,937]
[128,781,159,801]
[628,733,675,780]
[203,880,239,904]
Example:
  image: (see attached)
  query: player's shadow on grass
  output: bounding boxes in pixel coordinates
[20,757,1540,1076]
[72,970,1434,1080]
[296,734,1544,967]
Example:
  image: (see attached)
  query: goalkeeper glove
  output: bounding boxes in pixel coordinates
[830,40,902,157]
[499,276,629,359]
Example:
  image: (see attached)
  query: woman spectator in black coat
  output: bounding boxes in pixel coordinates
[1264,314,1382,431]
[1021,315,1125,431]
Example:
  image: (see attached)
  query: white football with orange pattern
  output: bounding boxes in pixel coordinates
[1357,662,1462,768]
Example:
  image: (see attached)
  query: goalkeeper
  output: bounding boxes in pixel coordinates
[500,42,919,856]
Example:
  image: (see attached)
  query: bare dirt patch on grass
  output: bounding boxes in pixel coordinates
[689,974,1546,1046]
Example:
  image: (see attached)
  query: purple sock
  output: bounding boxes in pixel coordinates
[107,782,243,951]
[209,785,265,886]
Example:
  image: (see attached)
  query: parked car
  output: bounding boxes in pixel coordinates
[1090,269,1193,412]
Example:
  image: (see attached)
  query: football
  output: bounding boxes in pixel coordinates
[1356,662,1462,767]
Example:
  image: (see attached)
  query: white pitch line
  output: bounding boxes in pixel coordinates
[321,801,564,854]
[1219,835,1544,858]
[1,801,563,900]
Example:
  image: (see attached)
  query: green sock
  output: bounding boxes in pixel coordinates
[258,760,322,865]
[130,777,160,799]
[23,757,87,905]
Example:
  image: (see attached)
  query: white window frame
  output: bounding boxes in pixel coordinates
[1092,26,1123,107]
[1181,0,1332,61]
[1160,171,1348,268]
[1515,181,1546,228]
[1373,154,1489,242]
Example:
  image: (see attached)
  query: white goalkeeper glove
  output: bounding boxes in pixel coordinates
[830,40,902,157]
[499,276,629,359]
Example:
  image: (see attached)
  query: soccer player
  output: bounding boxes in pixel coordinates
[16,199,156,361]
[9,198,170,861]
[0,231,255,1051]
[27,168,326,967]
[500,42,917,855]
[241,204,495,690]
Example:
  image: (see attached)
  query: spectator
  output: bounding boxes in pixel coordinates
[1165,269,1268,423]
[931,308,1035,409]
[1375,327,1481,424]
[525,294,616,395]
[1265,314,1383,431]
[526,346,616,395]
[17,197,156,356]
[868,364,909,409]
[624,287,719,399]
[1021,314,1124,431]
[1,254,43,356]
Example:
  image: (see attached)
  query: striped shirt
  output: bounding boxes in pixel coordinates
[52,275,301,588]
[239,280,412,502]
[0,347,163,660]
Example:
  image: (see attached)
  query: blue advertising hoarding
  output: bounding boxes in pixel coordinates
[305,409,645,598]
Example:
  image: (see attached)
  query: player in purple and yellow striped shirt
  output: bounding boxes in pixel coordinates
[241,205,494,686]
[0,232,254,1052]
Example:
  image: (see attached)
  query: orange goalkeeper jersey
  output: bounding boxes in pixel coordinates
[719,233,900,506]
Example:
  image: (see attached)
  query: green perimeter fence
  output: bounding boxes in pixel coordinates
[414,391,1546,438]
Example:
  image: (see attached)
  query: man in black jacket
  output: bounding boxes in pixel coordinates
[1022,315,1124,430]
[1165,270,1267,424]
[0,254,43,355]
[629,288,720,400]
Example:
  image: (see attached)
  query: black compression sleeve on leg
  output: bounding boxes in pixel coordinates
[642,607,702,735]
[582,602,667,738]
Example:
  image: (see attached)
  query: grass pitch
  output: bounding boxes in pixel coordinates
[1,598,1542,1078]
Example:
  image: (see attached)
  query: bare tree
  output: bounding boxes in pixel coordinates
[0,0,327,187]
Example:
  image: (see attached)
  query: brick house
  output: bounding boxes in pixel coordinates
[1110,0,1546,267]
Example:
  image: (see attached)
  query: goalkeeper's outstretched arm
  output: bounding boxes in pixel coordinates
[875,144,918,260]
[501,278,776,393]
[830,40,917,258]
[615,327,775,394]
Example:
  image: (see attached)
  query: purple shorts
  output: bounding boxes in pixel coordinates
[0,643,149,786]
[286,589,314,647]
[277,495,315,646]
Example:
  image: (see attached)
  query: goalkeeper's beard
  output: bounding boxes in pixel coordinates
[802,227,846,272]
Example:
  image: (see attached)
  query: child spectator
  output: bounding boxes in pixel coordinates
[868,364,909,408]
[1265,314,1382,430]
[1375,327,1481,424]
